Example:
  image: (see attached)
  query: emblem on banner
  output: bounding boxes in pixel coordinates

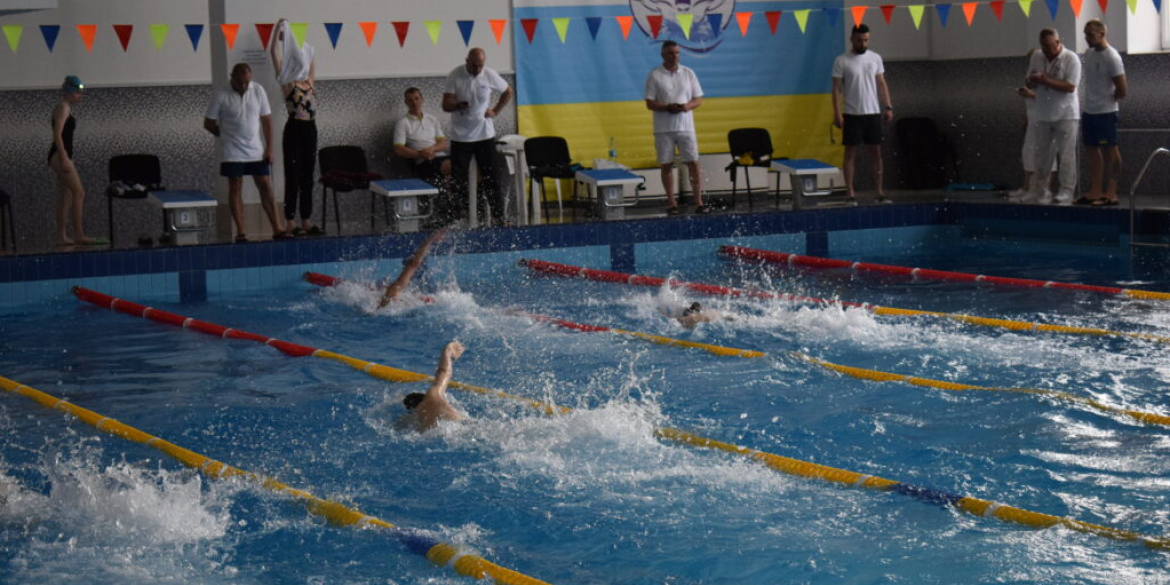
[629,0,734,52]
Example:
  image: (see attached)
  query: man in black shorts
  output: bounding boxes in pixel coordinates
[831,25,894,205]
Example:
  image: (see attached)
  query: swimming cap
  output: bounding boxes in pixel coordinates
[61,75,84,93]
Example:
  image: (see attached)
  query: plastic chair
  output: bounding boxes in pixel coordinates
[524,136,582,218]
[0,189,15,252]
[724,128,787,210]
[318,145,384,234]
[107,154,164,248]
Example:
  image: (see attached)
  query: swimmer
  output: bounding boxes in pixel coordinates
[378,228,447,308]
[401,341,466,431]
[676,301,719,329]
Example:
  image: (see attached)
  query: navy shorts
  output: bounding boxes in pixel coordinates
[842,114,883,146]
[1082,112,1119,147]
[220,160,271,178]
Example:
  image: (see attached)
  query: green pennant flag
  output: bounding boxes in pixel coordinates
[424,20,441,45]
[290,22,308,47]
[908,5,926,28]
[149,23,168,49]
[1125,0,1139,11]
[676,13,694,38]
[2,24,22,53]
[553,17,570,43]
[794,9,810,32]
[1019,0,1034,15]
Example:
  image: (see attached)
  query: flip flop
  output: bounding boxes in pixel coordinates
[693,205,711,215]
[235,234,249,243]
[1073,196,1100,205]
[1091,198,1119,207]
[272,230,296,240]
[666,206,682,216]
[76,237,109,246]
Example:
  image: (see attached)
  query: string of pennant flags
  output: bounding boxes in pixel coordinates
[0,0,1155,55]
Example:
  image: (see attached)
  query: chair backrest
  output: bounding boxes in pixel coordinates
[108,154,162,186]
[524,136,572,170]
[727,128,773,161]
[319,145,369,175]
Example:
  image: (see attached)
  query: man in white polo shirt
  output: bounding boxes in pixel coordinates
[203,63,288,242]
[644,40,706,215]
[442,48,513,226]
[831,24,894,205]
[1080,19,1127,206]
[1023,28,1081,205]
[394,87,451,181]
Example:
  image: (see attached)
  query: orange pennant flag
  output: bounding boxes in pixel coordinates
[113,24,132,51]
[615,15,633,40]
[735,12,752,36]
[255,23,274,50]
[990,0,1005,18]
[359,21,377,47]
[962,2,978,24]
[76,24,97,52]
[851,5,868,25]
[1070,0,1084,16]
[489,19,507,44]
[880,4,896,23]
[219,23,239,49]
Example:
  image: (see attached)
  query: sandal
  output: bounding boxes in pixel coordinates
[272,230,295,240]
[1073,196,1100,205]
[667,206,682,216]
[235,234,249,243]
[306,225,324,236]
[1091,198,1119,207]
[693,205,711,215]
[290,227,305,237]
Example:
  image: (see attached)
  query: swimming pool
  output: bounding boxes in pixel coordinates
[1,220,1169,584]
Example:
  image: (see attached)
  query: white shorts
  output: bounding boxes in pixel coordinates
[655,131,699,165]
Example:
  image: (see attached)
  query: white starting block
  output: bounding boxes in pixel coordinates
[148,190,216,245]
[575,169,644,221]
[370,179,437,233]
[771,159,842,210]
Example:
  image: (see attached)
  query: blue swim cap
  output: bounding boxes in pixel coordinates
[61,75,84,93]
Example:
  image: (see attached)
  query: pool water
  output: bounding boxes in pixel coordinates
[1,231,1169,584]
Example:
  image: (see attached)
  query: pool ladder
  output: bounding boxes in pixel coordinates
[1128,147,1170,258]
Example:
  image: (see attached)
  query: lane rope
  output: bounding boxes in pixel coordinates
[719,245,1170,301]
[70,286,1170,551]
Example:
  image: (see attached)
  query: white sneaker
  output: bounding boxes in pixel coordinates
[1037,190,1055,205]
[1054,190,1075,205]
[1007,188,1029,201]
[877,195,894,205]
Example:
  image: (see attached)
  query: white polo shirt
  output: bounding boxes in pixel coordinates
[1082,45,1124,115]
[205,82,271,163]
[1028,47,1081,122]
[393,113,447,159]
[644,64,703,134]
[444,65,509,143]
[831,50,885,116]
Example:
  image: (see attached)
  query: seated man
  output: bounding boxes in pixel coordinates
[393,87,451,183]
[401,341,466,432]
[379,228,446,308]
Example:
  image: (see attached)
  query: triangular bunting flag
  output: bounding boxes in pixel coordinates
[1019,0,1034,15]
[184,24,203,51]
[423,21,441,46]
[489,19,507,44]
[1124,0,1137,13]
[255,23,274,50]
[359,22,378,47]
[290,23,307,47]
[615,16,633,40]
[824,7,842,27]
[1044,0,1059,18]
[1070,0,1084,16]
[647,14,663,38]
[40,24,60,52]
[677,13,694,38]
[457,20,474,46]
[794,9,810,32]
[553,17,570,43]
[2,25,21,53]
[521,18,539,43]
[586,16,602,40]
[881,5,896,23]
[1153,0,1162,13]
[1096,0,1109,11]
[936,4,952,26]
[391,22,409,47]
[76,24,97,52]
[113,24,133,51]
[324,23,342,48]
[219,24,239,50]
[735,12,752,36]
[990,1,1005,19]
[149,24,169,49]
[707,13,724,34]
[765,11,781,34]
[851,5,868,25]
[908,5,926,27]
[962,2,978,24]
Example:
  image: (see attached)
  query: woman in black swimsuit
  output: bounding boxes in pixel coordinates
[49,75,92,246]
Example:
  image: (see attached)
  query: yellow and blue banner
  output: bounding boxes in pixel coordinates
[515,0,845,168]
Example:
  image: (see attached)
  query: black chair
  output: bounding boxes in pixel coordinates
[895,117,957,189]
[524,136,582,219]
[724,128,787,210]
[107,154,164,248]
[0,189,15,252]
[318,145,384,234]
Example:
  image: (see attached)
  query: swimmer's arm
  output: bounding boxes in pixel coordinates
[426,341,463,399]
[379,229,446,308]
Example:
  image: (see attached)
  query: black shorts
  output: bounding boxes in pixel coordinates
[842,114,883,146]
[220,160,270,178]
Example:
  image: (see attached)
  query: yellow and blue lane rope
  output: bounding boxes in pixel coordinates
[71,286,1170,551]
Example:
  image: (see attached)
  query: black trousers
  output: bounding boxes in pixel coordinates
[450,139,504,223]
[282,118,317,221]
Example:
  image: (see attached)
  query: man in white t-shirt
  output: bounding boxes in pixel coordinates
[203,63,288,242]
[831,24,894,205]
[1080,19,1127,206]
[442,48,513,225]
[644,40,706,215]
[394,87,451,182]
[1023,28,1081,205]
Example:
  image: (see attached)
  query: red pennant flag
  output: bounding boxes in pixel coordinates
[359,22,377,47]
[615,15,633,40]
[1096,0,1109,10]
[391,21,409,47]
[76,24,97,52]
[851,5,869,24]
[647,14,663,38]
[521,18,539,43]
[255,23,274,50]
[765,11,781,34]
[219,23,239,50]
[113,24,132,51]
[880,5,896,23]
[1070,0,1084,16]
[990,0,1005,19]
[962,2,978,24]
[489,19,507,45]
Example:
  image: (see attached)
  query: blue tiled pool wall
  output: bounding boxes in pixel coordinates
[0,202,1144,311]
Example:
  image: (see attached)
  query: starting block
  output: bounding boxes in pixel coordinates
[148,190,216,245]
[370,179,437,233]
[770,159,842,209]
[575,169,644,221]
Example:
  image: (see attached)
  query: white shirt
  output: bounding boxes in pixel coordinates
[1028,48,1080,122]
[393,113,447,161]
[644,64,703,134]
[205,82,271,163]
[832,50,885,116]
[444,65,509,143]
[1082,45,1124,115]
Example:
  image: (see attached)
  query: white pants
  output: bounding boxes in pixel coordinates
[1029,119,1078,195]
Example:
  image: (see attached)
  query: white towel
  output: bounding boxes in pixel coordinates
[276,21,314,86]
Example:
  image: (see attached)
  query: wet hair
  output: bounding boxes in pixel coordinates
[851,24,870,36]
[403,392,425,410]
[681,302,703,317]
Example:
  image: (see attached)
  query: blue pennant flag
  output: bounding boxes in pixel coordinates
[1044,0,1060,18]
[1154,0,1163,12]
[824,7,841,28]
[324,22,343,48]
[39,24,60,52]
[184,24,204,51]
[457,20,474,46]
[936,3,952,27]
[585,16,602,39]
[707,13,723,35]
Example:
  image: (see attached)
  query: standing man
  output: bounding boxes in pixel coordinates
[443,48,513,226]
[204,63,289,242]
[1024,29,1081,205]
[831,24,894,205]
[644,40,707,215]
[1080,20,1127,206]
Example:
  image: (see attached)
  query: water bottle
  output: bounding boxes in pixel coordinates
[608,137,617,161]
